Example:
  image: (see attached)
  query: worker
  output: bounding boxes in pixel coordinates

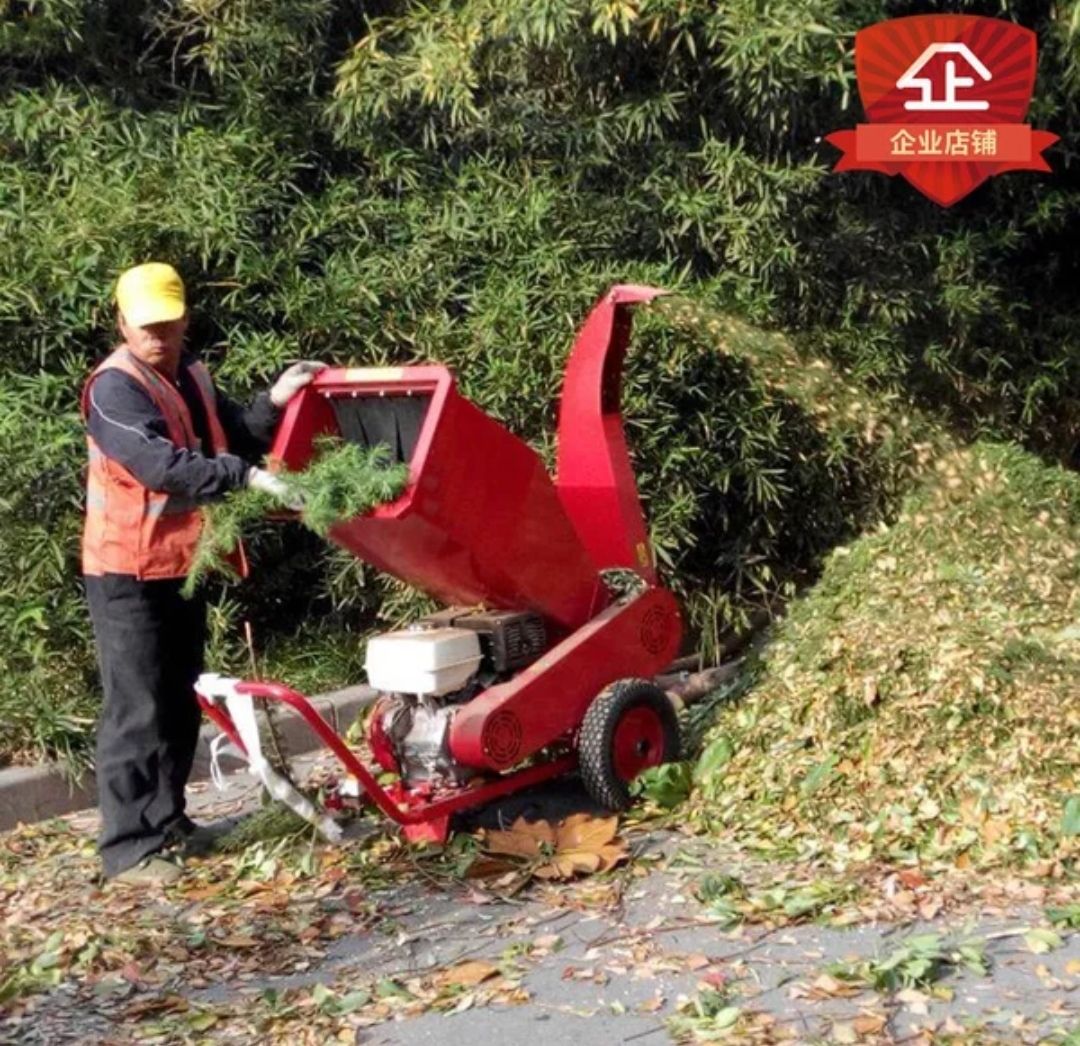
[82,262,324,884]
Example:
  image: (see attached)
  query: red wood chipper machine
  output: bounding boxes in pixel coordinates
[196,285,683,842]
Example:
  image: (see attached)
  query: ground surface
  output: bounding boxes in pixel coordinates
[1,753,1078,1045]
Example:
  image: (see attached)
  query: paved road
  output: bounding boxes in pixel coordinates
[3,755,1078,1044]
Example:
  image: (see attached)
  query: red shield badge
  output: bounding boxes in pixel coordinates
[826,15,1057,206]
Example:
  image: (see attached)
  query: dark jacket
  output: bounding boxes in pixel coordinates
[85,352,279,501]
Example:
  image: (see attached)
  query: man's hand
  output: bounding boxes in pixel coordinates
[247,467,304,511]
[270,361,327,408]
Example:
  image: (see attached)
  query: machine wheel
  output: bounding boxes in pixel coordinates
[578,678,680,811]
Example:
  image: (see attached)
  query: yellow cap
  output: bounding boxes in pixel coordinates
[115,263,186,327]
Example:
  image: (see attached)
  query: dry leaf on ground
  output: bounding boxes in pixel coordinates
[434,960,499,989]
[479,814,628,882]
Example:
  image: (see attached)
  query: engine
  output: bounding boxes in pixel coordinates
[365,610,546,786]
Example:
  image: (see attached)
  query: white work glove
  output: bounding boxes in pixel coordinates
[247,467,304,511]
[270,360,327,408]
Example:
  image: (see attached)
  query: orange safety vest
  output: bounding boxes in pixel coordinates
[81,346,247,580]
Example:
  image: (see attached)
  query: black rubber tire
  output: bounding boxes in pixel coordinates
[578,678,681,812]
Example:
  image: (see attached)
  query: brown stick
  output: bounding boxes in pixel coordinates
[664,654,703,674]
[657,662,744,706]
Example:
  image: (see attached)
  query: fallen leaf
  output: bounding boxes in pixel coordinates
[217,934,259,949]
[122,994,189,1018]
[917,897,943,920]
[554,814,619,851]
[481,815,627,882]
[536,850,603,879]
[896,987,929,1015]
[119,962,143,984]
[1024,927,1063,955]
[811,973,860,998]
[852,1014,888,1036]
[530,934,562,954]
[180,883,227,901]
[483,818,554,859]
[981,818,1011,846]
[897,869,926,889]
[710,1006,741,1030]
[831,1021,857,1044]
[464,856,519,880]
[435,960,499,989]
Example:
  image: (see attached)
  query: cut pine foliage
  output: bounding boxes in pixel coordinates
[184,440,410,597]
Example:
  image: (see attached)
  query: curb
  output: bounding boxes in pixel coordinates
[0,685,376,833]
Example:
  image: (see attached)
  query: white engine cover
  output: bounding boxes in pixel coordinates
[365,627,483,697]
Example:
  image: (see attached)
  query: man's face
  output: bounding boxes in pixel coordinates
[119,314,187,375]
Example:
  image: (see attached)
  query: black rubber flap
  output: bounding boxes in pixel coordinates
[330,395,430,464]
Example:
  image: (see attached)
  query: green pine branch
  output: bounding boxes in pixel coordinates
[183,439,410,599]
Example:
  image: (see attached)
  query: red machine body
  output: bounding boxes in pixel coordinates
[199,285,683,840]
[270,365,605,630]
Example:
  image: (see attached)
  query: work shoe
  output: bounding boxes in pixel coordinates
[165,815,227,857]
[110,855,183,886]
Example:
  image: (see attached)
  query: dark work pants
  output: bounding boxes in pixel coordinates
[85,574,207,877]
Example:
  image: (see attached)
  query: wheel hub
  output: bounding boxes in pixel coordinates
[612,706,666,781]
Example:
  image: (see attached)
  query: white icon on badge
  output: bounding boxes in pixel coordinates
[897,43,992,111]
